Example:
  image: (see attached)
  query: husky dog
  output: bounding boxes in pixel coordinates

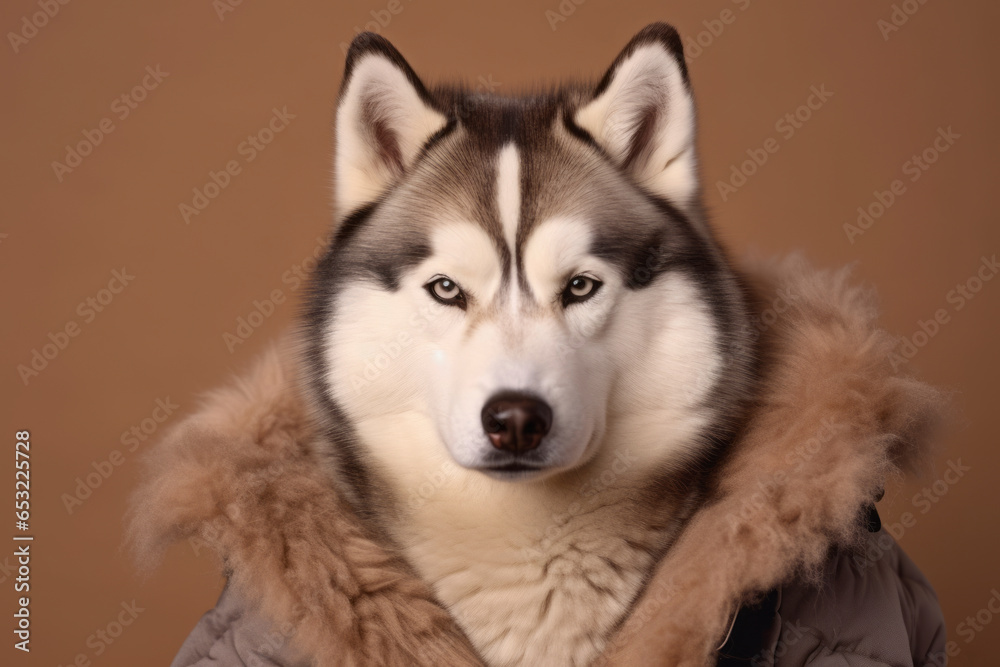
[303,23,757,666]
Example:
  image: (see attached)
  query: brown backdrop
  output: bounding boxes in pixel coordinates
[2,0,998,664]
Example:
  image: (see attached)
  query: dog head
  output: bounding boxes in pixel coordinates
[305,25,755,497]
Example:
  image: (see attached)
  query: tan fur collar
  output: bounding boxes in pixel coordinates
[128,255,942,666]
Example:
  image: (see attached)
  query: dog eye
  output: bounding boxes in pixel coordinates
[426,277,467,309]
[562,275,602,306]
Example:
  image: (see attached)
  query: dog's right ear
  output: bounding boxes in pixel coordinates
[335,33,448,217]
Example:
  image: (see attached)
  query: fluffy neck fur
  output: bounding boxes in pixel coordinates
[391,453,694,666]
[128,254,943,667]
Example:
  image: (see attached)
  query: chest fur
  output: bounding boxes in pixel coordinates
[397,500,670,667]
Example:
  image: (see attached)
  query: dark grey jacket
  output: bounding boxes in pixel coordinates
[173,528,945,667]
[718,528,946,667]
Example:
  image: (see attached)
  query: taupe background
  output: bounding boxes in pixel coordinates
[1,0,998,664]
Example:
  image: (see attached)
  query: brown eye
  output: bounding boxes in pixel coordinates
[562,275,602,306]
[427,277,466,309]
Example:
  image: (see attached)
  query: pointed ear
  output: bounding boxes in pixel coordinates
[335,33,448,216]
[574,23,698,206]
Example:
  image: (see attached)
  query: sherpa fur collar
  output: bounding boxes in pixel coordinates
[128,255,942,667]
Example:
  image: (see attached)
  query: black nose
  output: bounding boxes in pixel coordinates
[481,392,553,453]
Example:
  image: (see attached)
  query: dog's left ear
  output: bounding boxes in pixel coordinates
[574,23,698,206]
[335,33,448,217]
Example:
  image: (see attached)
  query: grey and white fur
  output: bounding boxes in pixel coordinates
[300,23,758,666]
